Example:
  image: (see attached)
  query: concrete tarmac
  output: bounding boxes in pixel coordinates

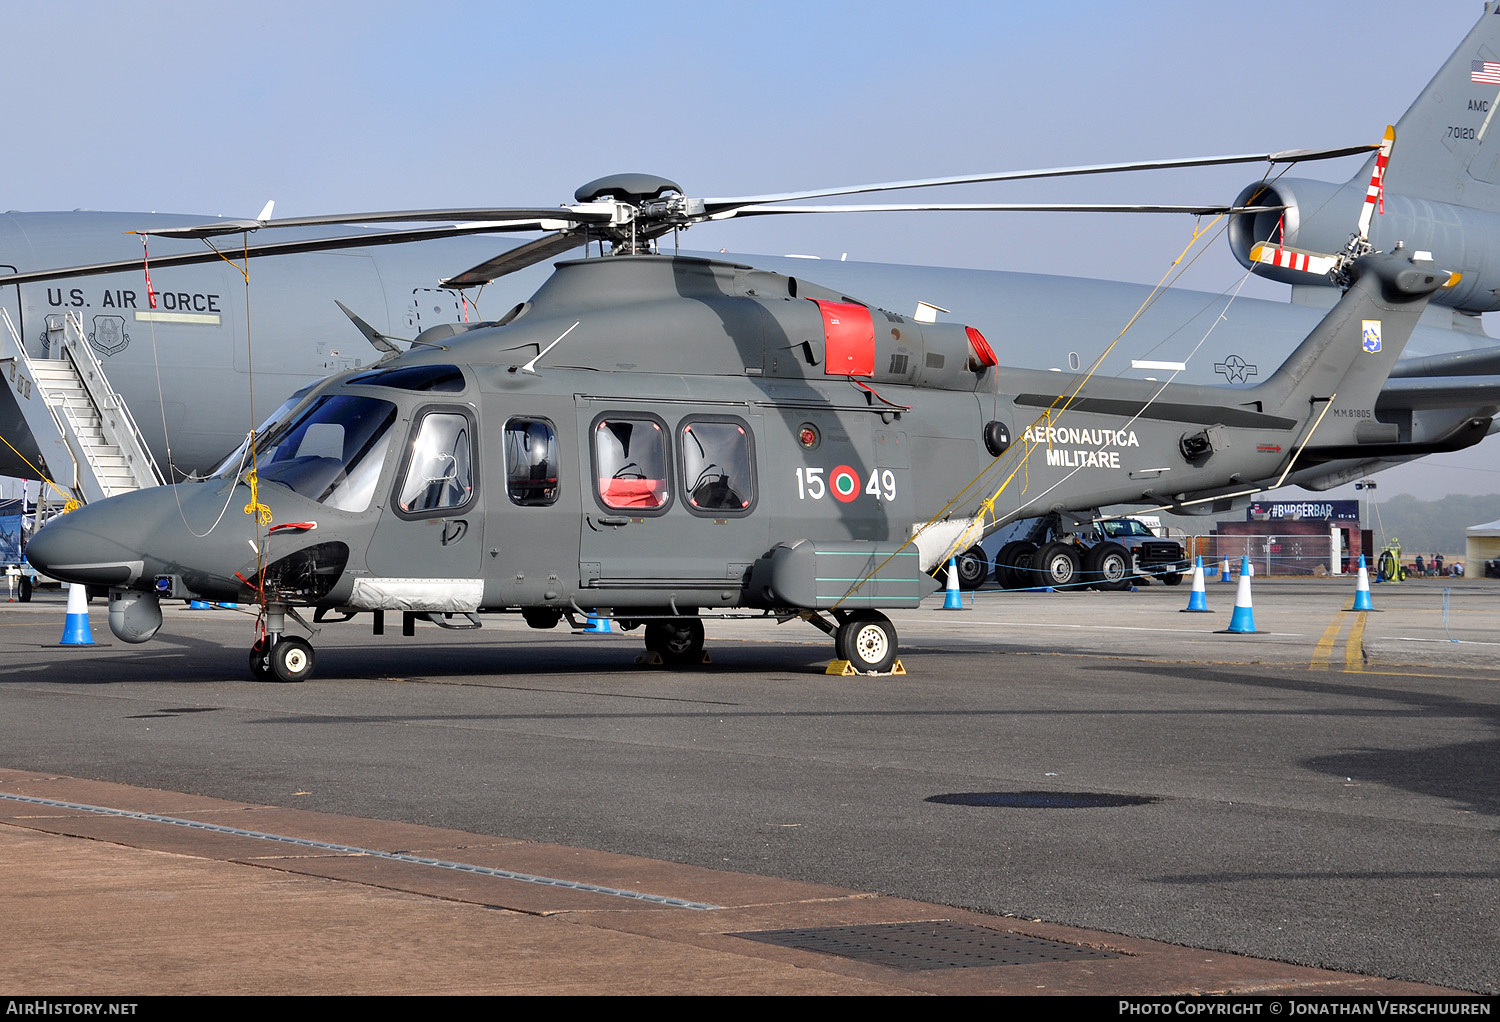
[0,575,1495,995]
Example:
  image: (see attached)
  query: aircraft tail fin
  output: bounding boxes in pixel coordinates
[1252,251,1455,447]
[1369,2,1500,212]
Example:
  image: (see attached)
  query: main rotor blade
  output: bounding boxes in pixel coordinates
[440,229,589,288]
[138,207,610,240]
[700,143,1377,214]
[0,221,570,286]
[720,202,1285,217]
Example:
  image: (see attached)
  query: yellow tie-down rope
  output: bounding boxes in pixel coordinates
[243,468,272,527]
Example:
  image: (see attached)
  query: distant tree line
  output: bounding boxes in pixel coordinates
[1362,493,1500,556]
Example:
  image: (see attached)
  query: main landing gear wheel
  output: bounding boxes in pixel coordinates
[995,541,1037,590]
[1031,541,1081,588]
[644,619,705,666]
[835,611,898,673]
[1085,541,1133,591]
[954,546,989,591]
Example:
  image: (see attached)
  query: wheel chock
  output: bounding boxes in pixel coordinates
[634,651,713,666]
[826,658,906,676]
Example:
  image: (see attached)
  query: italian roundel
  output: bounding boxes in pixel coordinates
[829,465,861,502]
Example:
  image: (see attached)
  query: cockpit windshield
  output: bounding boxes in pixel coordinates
[250,395,397,512]
[209,391,308,479]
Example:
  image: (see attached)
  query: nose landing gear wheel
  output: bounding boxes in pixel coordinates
[249,636,316,682]
[835,611,898,673]
[644,619,705,666]
[270,636,315,683]
[248,638,273,682]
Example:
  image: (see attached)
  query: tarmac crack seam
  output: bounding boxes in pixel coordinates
[0,791,721,911]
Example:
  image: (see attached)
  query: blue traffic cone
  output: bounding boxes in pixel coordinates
[60,583,94,646]
[1221,557,1259,633]
[942,556,965,610]
[1181,556,1210,612]
[1351,555,1375,611]
[189,600,211,609]
[216,603,238,609]
[585,613,613,634]
[1219,557,1234,583]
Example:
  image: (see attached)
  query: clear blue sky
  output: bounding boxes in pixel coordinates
[2,0,1493,499]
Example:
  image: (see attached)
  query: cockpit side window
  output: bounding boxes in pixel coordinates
[505,417,559,507]
[395,410,475,515]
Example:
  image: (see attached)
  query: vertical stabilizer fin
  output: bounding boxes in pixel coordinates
[1368,3,1500,211]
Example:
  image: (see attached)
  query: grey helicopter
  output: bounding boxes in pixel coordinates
[22,154,1456,680]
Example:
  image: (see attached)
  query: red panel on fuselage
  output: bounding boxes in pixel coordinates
[811,299,875,377]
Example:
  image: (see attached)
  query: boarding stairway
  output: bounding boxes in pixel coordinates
[0,309,163,504]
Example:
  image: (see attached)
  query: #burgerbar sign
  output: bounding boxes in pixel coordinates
[1247,500,1361,523]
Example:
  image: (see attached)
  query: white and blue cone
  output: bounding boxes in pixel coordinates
[942,556,965,610]
[1221,557,1259,634]
[59,583,94,646]
[584,613,613,634]
[1220,557,1234,583]
[1352,555,1375,612]
[1181,556,1210,613]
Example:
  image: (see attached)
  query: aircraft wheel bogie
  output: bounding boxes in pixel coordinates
[270,636,315,683]
[835,611,898,673]
[644,619,705,666]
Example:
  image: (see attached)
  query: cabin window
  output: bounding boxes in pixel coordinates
[504,417,559,507]
[395,410,475,514]
[254,395,397,513]
[593,415,670,512]
[680,418,755,514]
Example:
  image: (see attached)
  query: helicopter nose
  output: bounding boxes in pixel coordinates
[26,498,155,587]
